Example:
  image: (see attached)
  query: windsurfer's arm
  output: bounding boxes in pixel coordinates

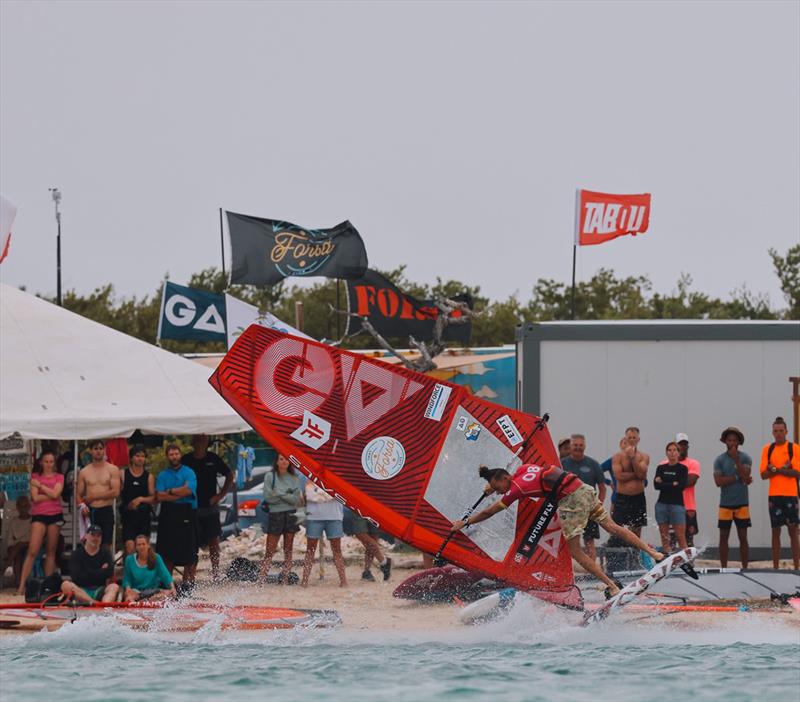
[451,501,506,532]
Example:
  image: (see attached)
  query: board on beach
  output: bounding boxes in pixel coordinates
[393,564,502,602]
[0,602,341,632]
[210,327,581,608]
[582,547,698,625]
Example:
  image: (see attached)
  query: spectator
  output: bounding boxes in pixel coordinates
[259,454,302,584]
[714,427,753,568]
[122,534,176,601]
[300,481,347,587]
[558,438,571,461]
[561,434,605,562]
[760,416,800,570]
[654,442,689,553]
[611,427,650,537]
[6,495,32,589]
[675,433,701,547]
[601,438,626,505]
[61,524,119,603]
[348,514,392,582]
[120,445,156,555]
[16,450,64,596]
[181,435,233,582]
[77,439,121,549]
[155,444,199,587]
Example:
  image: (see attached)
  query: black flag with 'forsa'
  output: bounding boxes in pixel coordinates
[345,269,473,344]
[227,211,368,287]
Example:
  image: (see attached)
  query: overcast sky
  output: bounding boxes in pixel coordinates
[1,0,798,310]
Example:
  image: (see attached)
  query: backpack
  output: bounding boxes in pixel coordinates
[24,573,63,603]
[767,442,795,463]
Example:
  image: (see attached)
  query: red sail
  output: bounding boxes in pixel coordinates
[210,327,581,608]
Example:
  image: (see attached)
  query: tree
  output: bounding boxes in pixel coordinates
[769,244,800,319]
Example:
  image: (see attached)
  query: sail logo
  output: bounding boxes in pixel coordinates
[424,384,451,421]
[270,230,335,278]
[361,436,406,481]
[290,410,331,451]
[496,415,523,447]
[464,422,481,441]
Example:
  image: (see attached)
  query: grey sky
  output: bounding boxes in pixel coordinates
[1,0,798,311]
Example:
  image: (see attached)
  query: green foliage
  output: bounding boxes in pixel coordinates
[47,247,794,350]
[769,244,800,319]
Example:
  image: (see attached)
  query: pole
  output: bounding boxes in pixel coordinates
[72,439,79,549]
[790,376,800,444]
[295,301,304,332]
[50,188,62,306]
[570,244,577,320]
[336,278,341,339]
[219,208,226,278]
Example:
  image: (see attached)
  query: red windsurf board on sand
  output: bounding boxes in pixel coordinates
[210,328,581,608]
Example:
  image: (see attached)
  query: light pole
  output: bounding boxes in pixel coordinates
[49,188,62,306]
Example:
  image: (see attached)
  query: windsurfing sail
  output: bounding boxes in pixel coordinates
[210,327,580,608]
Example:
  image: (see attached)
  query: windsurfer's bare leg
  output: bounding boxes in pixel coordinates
[259,534,280,582]
[600,517,664,562]
[330,538,348,587]
[301,538,319,587]
[281,533,295,584]
[568,536,619,595]
[583,538,596,562]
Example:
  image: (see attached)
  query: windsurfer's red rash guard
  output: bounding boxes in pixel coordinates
[499,464,582,507]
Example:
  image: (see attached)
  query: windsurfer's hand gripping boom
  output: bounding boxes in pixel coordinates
[450,479,506,532]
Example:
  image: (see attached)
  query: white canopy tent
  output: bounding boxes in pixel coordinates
[0,283,250,440]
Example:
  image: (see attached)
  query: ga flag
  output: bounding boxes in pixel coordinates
[157,281,227,342]
[224,293,311,349]
[0,194,17,264]
[345,269,472,344]
[227,211,368,286]
[576,190,651,246]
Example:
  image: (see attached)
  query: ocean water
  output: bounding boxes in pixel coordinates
[1,601,798,702]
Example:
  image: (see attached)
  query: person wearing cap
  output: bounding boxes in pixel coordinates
[760,416,800,570]
[675,433,701,546]
[61,524,119,603]
[713,427,753,568]
[120,445,156,555]
[558,438,571,461]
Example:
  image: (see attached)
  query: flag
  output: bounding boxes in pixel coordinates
[0,194,17,264]
[224,294,311,349]
[157,281,227,342]
[345,269,472,344]
[227,211,368,286]
[576,190,651,246]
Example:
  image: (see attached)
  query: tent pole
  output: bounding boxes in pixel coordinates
[72,439,79,550]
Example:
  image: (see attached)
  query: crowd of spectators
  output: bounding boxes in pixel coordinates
[558,416,800,570]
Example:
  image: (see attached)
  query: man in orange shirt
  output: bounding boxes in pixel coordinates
[760,416,800,569]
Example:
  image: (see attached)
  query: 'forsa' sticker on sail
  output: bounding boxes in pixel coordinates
[361,436,406,480]
[424,384,452,421]
[496,415,523,447]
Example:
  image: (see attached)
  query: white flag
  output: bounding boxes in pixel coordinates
[224,294,310,349]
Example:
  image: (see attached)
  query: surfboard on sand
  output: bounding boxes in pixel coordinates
[0,602,341,632]
[582,547,699,625]
[210,327,581,608]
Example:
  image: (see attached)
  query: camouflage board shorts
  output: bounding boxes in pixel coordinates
[557,483,609,541]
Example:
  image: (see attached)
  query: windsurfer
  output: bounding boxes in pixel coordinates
[450,464,664,597]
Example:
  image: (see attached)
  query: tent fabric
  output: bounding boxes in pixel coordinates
[0,283,250,439]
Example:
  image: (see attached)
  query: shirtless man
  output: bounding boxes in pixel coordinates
[77,439,121,549]
[611,427,649,537]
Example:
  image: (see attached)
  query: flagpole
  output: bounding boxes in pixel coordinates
[570,244,577,320]
[219,207,226,279]
[336,278,341,339]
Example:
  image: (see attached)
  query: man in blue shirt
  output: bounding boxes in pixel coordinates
[156,444,199,587]
[713,427,753,568]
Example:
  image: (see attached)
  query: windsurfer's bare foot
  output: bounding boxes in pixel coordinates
[653,552,666,562]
